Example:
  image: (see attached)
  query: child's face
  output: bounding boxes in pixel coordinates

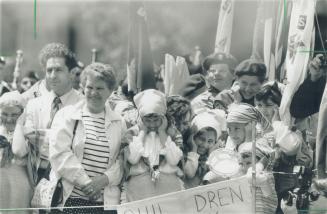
[142,113,163,132]
[239,153,252,174]
[227,122,246,145]
[255,99,276,122]
[194,129,216,155]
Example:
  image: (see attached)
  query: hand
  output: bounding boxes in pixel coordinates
[309,54,325,82]
[280,194,297,214]
[158,116,168,133]
[191,137,198,153]
[25,130,47,145]
[137,118,148,133]
[81,175,109,200]
[214,90,235,106]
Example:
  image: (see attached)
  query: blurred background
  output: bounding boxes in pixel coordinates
[1,0,327,83]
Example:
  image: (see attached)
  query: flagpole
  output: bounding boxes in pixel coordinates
[251,120,257,213]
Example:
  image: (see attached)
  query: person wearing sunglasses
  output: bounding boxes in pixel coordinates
[0,91,32,212]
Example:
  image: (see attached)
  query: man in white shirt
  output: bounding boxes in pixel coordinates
[13,43,83,185]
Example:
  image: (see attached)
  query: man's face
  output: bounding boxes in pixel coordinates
[207,64,234,91]
[237,75,262,99]
[45,57,72,96]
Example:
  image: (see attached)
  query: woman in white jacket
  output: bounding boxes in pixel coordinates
[49,63,126,213]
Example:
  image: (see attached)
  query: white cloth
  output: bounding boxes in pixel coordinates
[143,131,162,167]
[191,109,226,139]
[133,89,166,117]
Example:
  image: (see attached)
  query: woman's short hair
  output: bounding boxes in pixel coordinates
[80,62,116,90]
[38,43,77,71]
[235,59,266,83]
[255,82,282,106]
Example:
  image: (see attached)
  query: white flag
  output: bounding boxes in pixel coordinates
[214,0,234,53]
[279,0,316,126]
[164,54,190,96]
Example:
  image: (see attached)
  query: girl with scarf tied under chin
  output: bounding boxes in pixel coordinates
[183,110,226,189]
[124,89,183,202]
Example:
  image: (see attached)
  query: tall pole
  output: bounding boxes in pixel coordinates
[12,50,23,90]
[251,120,257,213]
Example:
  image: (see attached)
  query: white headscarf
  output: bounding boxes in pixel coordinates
[191,109,226,140]
[134,89,166,117]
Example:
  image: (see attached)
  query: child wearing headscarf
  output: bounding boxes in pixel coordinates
[225,103,278,213]
[183,110,226,189]
[0,91,32,212]
[124,89,183,202]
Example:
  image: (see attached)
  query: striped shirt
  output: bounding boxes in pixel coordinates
[71,110,110,201]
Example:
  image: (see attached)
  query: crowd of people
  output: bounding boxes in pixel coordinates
[0,42,326,214]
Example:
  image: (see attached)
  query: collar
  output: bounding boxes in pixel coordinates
[207,86,221,96]
[50,89,75,105]
[71,99,121,123]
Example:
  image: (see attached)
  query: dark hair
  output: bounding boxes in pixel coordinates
[25,70,40,80]
[39,43,77,71]
[235,59,266,83]
[121,79,135,100]
[255,81,282,106]
[202,52,238,74]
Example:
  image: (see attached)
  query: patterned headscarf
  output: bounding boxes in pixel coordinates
[167,95,192,123]
[227,103,271,132]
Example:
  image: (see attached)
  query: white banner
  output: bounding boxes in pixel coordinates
[214,0,234,53]
[279,0,315,126]
[117,176,252,214]
[164,54,190,96]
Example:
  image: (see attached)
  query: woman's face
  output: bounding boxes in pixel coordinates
[0,106,22,132]
[142,114,163,132]
[194,129,216,155]
[84,75,112,114]
[255,99,276,122]
[20,77,37,92]
[238,75,262,99]
[227,122,247,145]
[207,64,234,91]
